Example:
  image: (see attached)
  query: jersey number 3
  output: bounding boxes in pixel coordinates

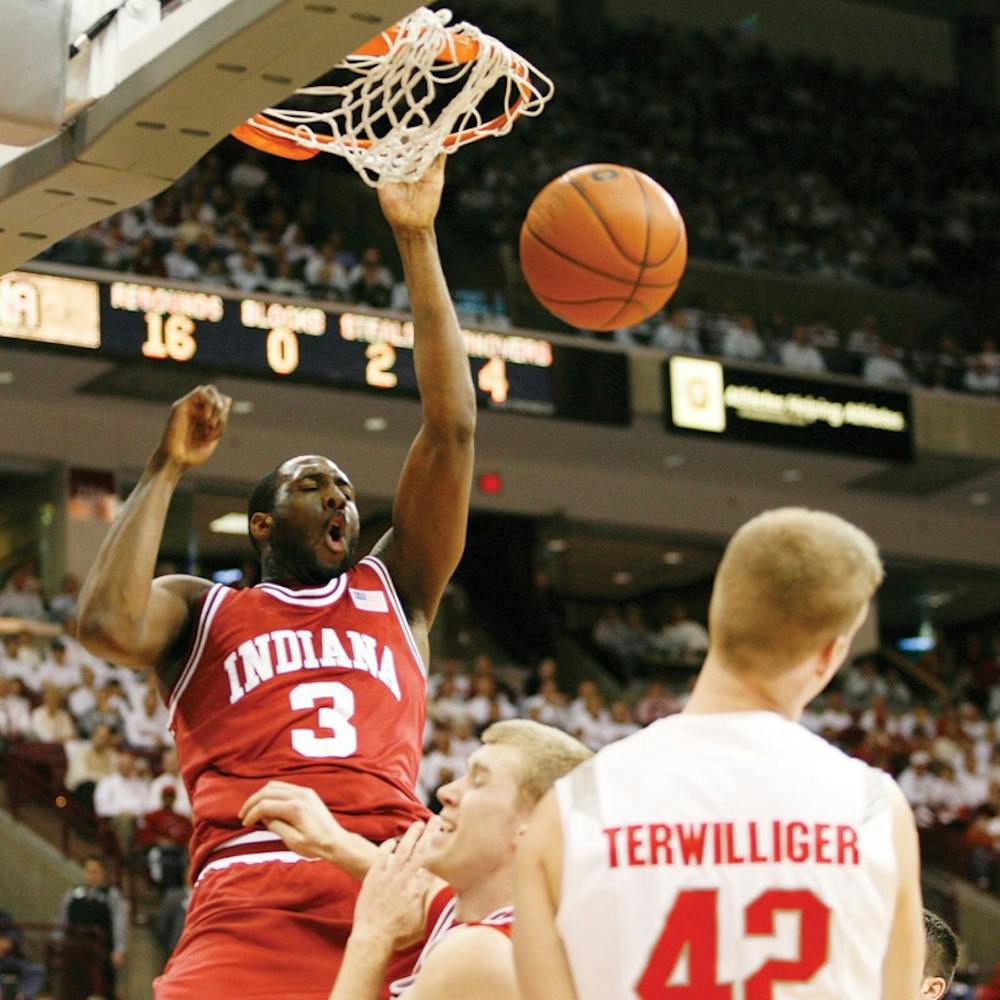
[289,681,357,758]
[637,888,830,999]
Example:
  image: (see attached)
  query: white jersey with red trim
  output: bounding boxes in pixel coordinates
[168,555,430,879]
[389,886,513,997]
[554,712,899,999]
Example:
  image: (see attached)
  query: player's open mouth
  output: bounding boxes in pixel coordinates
[324,519,345,554]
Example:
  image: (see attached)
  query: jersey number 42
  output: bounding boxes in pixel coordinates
[638,888,830,999]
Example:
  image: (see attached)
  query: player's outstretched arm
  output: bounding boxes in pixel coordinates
[372,155,476,634]
[513,790,577,1000]
[881,779,924,1000]
[406,926,518,999]
[77,385,231,685]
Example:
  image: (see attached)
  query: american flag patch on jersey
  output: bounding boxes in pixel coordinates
[349,588,389,613]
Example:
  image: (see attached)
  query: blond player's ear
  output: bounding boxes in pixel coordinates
[921,977,948,1000]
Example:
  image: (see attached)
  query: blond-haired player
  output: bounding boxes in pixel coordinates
[241,719,591,998]
[514,507,924,1000]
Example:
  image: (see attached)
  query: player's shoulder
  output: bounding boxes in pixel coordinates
[415,923,514,995]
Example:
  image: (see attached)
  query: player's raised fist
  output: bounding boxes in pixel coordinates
[158,385,232,471]
[377,153,445,233]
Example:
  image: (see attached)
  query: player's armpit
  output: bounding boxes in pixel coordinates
[406,926,517,1000]
[79,573,208,679]
[513,790,577,1000]
[881,778,924,1000]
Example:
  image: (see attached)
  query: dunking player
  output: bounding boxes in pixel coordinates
[238,720,591,998]
[77,156,475,999]
[514,508,925,999]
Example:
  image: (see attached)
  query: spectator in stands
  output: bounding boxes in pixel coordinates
[521,656,558,699]
[56,855,128,994]
[155,884,191,959]
[846,316,882,358]
[418,726,464,807]
[720,314,766,362]
[94,750,151,849]
[634,679,677,725]
[428,656,472,700]
[429,676,471,729]
[449,717,478,763]
[0,564,46,621]
[123,687,170,753]
[0,910,47,1000]
[897,751,938,824]
[816,691,853,735]
[779,324,826,373]
[147,748,191,819]
[656,604,709,666]
[163,237,201,282]
[965,801,1000,892]
[963,356,1000,395]
[64,723,116,810]
[135,787,193,891]
[465,674,517,732]
[227,248,268,292]
[304,242,350,300]
[269,255,307,297]
[67,665,100,722]
[650,308,701,354]
[29,685,75,742]
[567,681,611,751]
[38,640,79,694]
[863,342,911,386]
[605,700,640,743]
[521,677,568,730]
[348,247,394,308]
[78,687,124,741]
[227,150,268,194]
[47,574,80,625]
[1,633,42,693]
[0,676,31,742]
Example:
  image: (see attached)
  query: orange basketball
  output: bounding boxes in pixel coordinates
[519,163,687,331]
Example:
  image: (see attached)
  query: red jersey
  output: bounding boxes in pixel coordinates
[388,887,514,997]
[167,555,430,878]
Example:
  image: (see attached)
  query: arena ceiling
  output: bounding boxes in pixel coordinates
[862,0,1000,17]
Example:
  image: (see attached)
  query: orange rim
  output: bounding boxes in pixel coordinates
[231,25,532,162]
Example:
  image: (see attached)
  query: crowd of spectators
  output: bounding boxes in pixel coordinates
[442,2,1000,298]
[611,306,1000,396]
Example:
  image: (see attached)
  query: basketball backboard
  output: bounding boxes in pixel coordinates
[0,0,417,276]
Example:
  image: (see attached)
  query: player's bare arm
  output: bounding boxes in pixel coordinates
[77,385,232,688]
[370,155,476,648]
[239,781,380,879]
[329,823,436,1000]
[512,790,577,1000]
[405,926,518,1000]
[881,780,924,1000]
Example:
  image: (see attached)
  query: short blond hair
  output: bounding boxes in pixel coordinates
[481,719,592,808]
[709,507,883,673]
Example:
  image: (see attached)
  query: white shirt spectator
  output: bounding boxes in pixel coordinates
[68,681,99,721]
[304,252,349,298]
[897,756,937,808]
[123,698,171,752]
[147,771,192,818]
[60,636,114,684]
[779,338,826,373]
[465,693,516,729]
[0,680,31,738]
[417,749,464,805]
[228,253,268,292]
[94,769,151,819]
[863,353,910,386]
[29,703,76,742]
[572,706,613,752]
[658,619,709,661]
[521,694,568,730]
[963,362,1000,394]
[721,320,766,362]
[163,243,202,281]
[39,652,80,692]
[228,158,268,193]
[651,312,701,354]
[816,705,852,734]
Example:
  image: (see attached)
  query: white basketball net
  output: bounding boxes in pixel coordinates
[240,7,554,187]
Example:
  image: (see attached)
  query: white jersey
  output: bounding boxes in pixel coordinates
[555,711,898,999]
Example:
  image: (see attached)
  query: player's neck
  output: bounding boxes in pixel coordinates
[683,656,801,721]
[451,868,513,924]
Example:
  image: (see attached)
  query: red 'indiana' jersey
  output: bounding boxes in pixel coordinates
[167,555,430,878]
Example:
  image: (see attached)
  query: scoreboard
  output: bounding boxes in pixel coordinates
[0,269,631,426]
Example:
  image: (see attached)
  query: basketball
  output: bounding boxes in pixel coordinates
[518,163,688,331]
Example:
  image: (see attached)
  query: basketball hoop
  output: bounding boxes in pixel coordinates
[230,7,553,187]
